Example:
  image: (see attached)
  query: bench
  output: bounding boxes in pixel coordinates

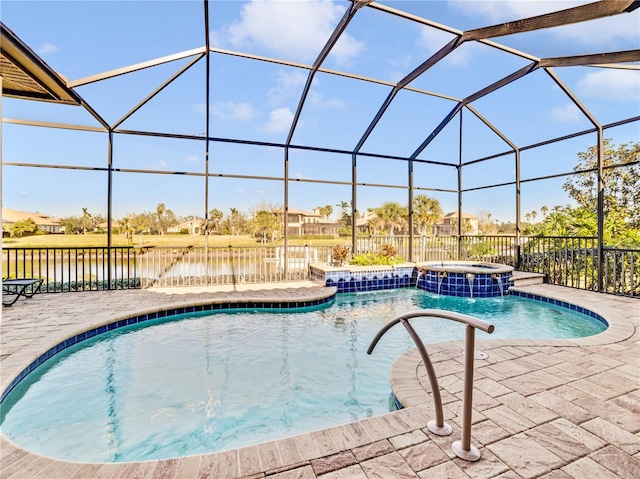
[2,278,44,307]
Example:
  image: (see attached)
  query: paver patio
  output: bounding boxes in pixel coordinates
[1,282,638,479]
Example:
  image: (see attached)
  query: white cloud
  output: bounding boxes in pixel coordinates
[235,188,248,195]
[308,89,343,109]
[184,155,199,163]
[264,107,294,133]
[211,0,364,65]
[20,189,29,197]
[268,70,307,105]
[294,172,313,180]
[154,160,169,169]
[577,69,640,102]
[211,101,259,121]
[37,42,58,55]
[550,103,581,122]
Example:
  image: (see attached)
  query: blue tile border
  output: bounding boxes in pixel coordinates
[313,265,512,297]
[0,294,336,403]
[509,290,609,327]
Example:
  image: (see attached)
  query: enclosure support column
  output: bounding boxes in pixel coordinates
[352,153,357,254]
[284,147,290,278]
[457,110,463,260]
[107,130,113,289]
[515,149,521,270]
[408,158,414,262]
[204,0,211,285]
[597,127,604,292]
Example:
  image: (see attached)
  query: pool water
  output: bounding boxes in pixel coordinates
[0,290,606,462]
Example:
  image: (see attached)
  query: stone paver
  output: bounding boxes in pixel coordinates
[1,282,638,479]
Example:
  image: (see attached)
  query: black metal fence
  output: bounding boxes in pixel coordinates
[2,236,638,297]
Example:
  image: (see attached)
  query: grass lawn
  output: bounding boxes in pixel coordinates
[2,234,348,249]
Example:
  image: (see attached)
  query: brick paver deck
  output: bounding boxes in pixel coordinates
[1,282,638,479]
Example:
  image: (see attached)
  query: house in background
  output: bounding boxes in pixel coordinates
[278,209,339,237]
[167,218,202,235]
[2,208,63,234]
[434,211,479,236]
[96,221,120,233]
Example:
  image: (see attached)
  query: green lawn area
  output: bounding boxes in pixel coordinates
[2,234,348,248]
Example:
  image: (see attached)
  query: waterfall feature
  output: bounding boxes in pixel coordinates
[493,274,504,298]
[466,273,475,298]
[437,272,447,295]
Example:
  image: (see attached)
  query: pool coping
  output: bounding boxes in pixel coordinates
[1,282,638,479]
[390,285,636,410]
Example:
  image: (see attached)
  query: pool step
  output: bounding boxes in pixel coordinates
[509,271,545,287]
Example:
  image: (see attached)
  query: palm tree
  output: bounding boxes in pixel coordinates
[315,204,333,220]
[336,200,349,218]
[81,207,92,235]
[375,201,406,238]
[413,195,442,260]
[530,210,538,223]
[203,208,224,234]
[413,195,442,237]
[229,207,241,235]
[323,204,333,220]
[540,205,549,218]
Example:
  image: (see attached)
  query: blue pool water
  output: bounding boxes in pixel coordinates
[0,290,606,462]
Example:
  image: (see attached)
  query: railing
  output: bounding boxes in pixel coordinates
[603,247,639,297]
[136,245,335,288]
[2,247,139,292]
[2,238,638,297]
[367,309,494,462]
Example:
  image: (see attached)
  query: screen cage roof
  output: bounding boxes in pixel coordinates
[1,0,639,251]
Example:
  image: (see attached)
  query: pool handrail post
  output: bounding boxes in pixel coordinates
[400,318,451,435]
[367,309,494,460]
[451,323,482,461]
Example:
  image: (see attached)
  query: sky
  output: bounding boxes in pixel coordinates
[1,0,639,224]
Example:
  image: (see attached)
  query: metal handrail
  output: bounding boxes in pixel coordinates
[367,309,494,462]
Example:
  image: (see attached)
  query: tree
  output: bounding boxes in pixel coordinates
[375,201,407,238]
[413,195,442,237]
[227,207,244,235]
[563,140,640,228]
[119,215,135,244]
[153,203,178,234]
[202,208,224,234]
[476,211,497,234]
[316,204,333,220]
[538,207,571,237]
[254,210,280,243]
[81,207,93,235]
[9,218,39,238]
[336,200,349,217]
[540,206,549,218]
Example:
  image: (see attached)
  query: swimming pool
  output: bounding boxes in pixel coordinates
[0,289,606,463]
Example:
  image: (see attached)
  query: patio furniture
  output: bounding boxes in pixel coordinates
[2,278,44,307]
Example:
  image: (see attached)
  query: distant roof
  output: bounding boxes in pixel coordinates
[443,211,478,219]
[2,207,62,226]
[283,209,320,216]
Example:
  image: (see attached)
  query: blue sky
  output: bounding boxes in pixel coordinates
[2,0,639,223]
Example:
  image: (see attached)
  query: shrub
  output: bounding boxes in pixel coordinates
[331,245,350,266]
[349,243,403,266]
